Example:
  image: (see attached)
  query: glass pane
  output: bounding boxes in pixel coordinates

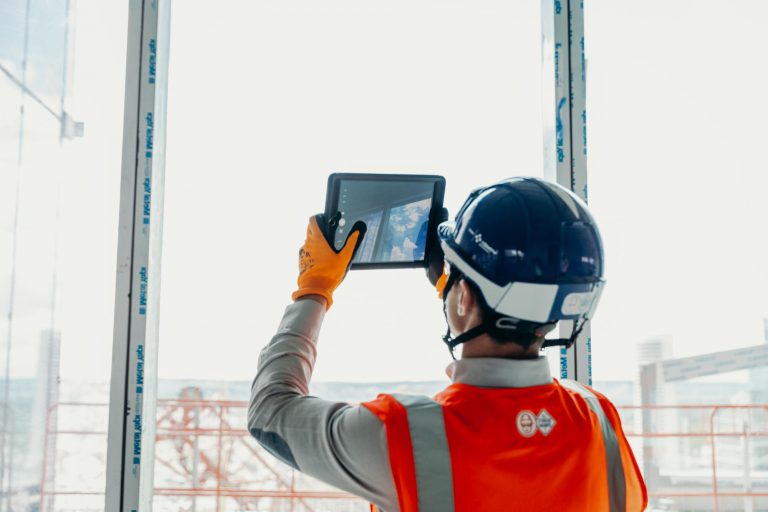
[587,0,768,510]
[159,0,543,507]
[0,1,27,74]
[0,2,128,510]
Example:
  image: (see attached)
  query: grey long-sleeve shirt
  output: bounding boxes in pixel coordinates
[248,298,556,511]
[247,298,399,510]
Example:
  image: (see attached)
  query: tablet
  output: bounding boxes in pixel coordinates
[324,173,446,269]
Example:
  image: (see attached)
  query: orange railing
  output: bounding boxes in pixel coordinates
[36,400,768,511]
[619,404,768,511]
[40,399,364,512]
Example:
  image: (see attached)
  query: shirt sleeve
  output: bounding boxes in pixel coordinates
[247,298,400,512]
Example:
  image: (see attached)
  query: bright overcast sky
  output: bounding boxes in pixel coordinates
[4,0,767,389]
[159,0,768,384]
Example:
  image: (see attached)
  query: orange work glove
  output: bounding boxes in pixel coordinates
[292,214,366,310]
[435,266,448,299]
[425,207,449,294]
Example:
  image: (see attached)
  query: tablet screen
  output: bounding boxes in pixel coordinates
[331,178,437,265]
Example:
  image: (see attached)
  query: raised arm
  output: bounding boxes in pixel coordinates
[247,216,399,511]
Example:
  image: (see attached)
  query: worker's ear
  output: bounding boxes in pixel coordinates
[457,279,474,317]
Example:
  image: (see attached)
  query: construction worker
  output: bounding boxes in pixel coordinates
[248,177,647,511]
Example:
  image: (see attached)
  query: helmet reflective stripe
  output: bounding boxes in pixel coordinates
[443,241,555,322]
[442,242,604,324]
[500,283,560,323]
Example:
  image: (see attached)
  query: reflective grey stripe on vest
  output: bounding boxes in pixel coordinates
[392,393,455,512]
[560,380,627,512]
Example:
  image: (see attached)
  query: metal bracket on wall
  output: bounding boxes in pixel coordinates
[105,0,171,510]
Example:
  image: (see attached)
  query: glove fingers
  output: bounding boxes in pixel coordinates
[339,221,367,262]
[308,214,325,242]
[435,267,448,299]
[298,215,325,275]
[425,207,448,286]
[294,215,365,311]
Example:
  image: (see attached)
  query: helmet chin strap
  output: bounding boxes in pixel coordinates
[442,324,487,360]
[440,270,589,358]
[442,317,587,359]
[540,319,587,349]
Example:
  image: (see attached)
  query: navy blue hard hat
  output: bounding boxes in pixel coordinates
[438,177,605,325]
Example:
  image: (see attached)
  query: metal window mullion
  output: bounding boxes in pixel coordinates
[543,0,591,384]
[106,0,170,510]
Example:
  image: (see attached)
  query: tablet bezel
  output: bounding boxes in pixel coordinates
[324,173,446,270]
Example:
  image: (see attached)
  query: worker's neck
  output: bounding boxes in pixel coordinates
[460,333,541,359]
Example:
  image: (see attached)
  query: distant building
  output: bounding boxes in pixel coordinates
[638,336,674,366]
[638,336,675,408]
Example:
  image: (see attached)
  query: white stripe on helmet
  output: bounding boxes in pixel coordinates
[441,242,604,323]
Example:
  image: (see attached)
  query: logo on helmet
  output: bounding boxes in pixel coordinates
[468,228,498,256]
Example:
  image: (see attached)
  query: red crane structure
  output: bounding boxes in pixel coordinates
[39,386,365,512]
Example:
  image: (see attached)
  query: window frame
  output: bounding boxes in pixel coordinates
[104,0,592,508]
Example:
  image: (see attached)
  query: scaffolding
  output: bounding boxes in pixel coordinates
[30,396,767,512]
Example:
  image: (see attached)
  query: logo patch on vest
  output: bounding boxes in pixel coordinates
[536,409,556,436]
[516,410,537,437]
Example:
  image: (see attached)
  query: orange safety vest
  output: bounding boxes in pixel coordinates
[362,379,647,512]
